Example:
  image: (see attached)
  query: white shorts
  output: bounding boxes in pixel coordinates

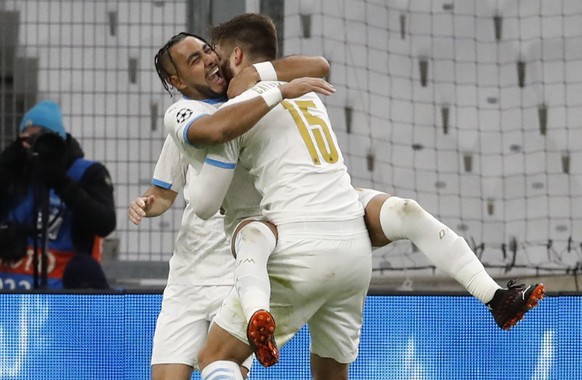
[214,218,372,364]
[151,284,253,371]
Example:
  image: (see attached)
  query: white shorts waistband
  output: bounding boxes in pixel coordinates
[277,218,367,236]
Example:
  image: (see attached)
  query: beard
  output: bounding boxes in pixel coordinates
[220,62,235,84]
[193,83,225,99]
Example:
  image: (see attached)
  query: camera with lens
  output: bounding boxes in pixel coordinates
[28,130,66,164]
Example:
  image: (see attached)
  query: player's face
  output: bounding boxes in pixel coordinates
[168,36,226,99]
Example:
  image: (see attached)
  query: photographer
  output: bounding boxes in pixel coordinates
[0,100,116,289]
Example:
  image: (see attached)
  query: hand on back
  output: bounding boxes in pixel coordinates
[280,77,335,99]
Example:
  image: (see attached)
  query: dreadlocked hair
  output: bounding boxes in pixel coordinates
[154,32,211,96]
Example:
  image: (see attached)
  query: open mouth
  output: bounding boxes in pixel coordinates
[207,66,225,85]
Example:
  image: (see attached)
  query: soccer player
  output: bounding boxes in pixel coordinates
[187,15,373,380]
[134,31,333,380]
[188,14,545,379]
[128,137,253,380]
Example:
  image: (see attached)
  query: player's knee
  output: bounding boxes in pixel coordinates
[239,222,265,239]
[378,196,429,242]
[389,196,423,218]
[232,221,277,259]
[197,348,213,372]
[239,222,277,244]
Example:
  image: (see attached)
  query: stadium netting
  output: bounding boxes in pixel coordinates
[284,0,582,278]
[0,0,580,279]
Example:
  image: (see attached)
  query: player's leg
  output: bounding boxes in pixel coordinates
[199,324,253,380]
[358,188,545,329]
[152,364,192,380]
[151,285,228,380]
[230,219,279,366]
[231,219,277,321]
[198,287,266,378]
[311,354,349,380]
[308,272,368,380]
[305,220,372,380]
[358,189,500,302]
[200,361,243,380]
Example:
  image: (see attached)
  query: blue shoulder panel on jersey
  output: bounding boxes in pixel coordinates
[201,96,227,104]
[204,157,236,169]
[151,178,172,189]
[183,113,208,148]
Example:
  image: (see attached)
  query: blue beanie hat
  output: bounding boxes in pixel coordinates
[19,100,66,140]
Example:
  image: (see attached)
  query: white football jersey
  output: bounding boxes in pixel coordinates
[153,135,234,286]
[164,96,224,172]
[163,96,263,239]
[204,81,364,225]
[221,165,264,237]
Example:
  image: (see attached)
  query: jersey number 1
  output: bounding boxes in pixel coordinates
[281,100,339,165]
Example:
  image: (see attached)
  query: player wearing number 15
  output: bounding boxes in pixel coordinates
[190,18,372,380]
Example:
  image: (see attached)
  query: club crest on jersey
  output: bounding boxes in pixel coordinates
[176,108,193,123]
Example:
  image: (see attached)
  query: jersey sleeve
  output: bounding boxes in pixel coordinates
[152,135,188,193]
[163,98,221,171]
[203,138,240,170]
[202,82,283,168]
[164,100,211,148]
[188,139,241,220]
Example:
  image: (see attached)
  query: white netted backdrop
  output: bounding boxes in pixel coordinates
[283,0,582,279]
[1,0,581,285]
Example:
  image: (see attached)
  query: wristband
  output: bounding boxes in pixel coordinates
[260,87,283,108]
[253,62,278,81]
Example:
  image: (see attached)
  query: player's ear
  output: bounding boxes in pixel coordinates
[233,46,244,67]
[169,74,184,90]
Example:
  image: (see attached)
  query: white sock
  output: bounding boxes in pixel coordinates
[233,221,275,322]
[379,197,501,303]
[201,360,244,380]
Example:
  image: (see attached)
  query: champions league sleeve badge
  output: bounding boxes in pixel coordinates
[176,108,193,124]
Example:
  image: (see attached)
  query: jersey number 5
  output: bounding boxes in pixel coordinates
[281,100,339,165]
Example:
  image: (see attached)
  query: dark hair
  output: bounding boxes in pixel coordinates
[211,13,277,62]
[154,32,212,96]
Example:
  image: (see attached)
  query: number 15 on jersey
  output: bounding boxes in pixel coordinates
[281,100,339,165]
